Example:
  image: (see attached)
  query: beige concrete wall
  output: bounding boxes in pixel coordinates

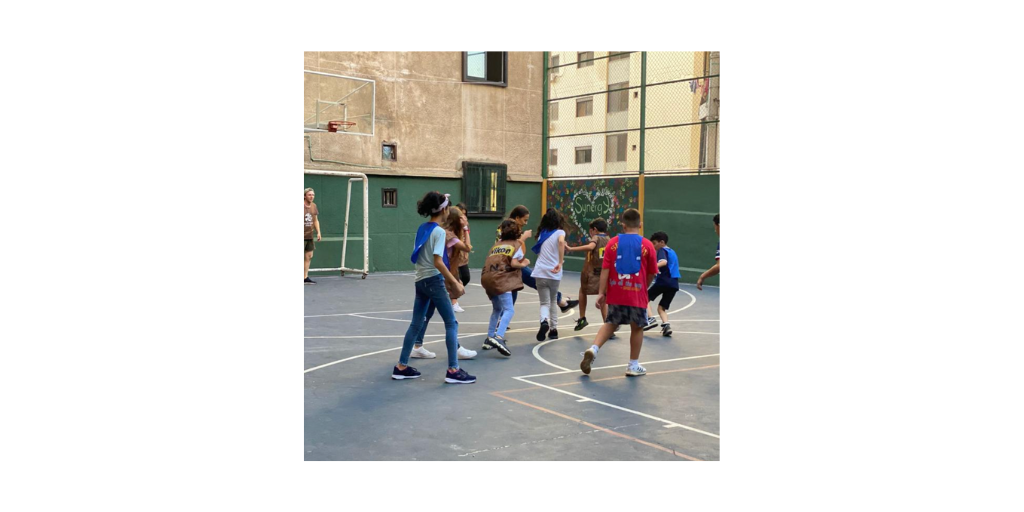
[303,51,543,182]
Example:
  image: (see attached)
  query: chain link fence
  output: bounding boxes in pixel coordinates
[544,51,719,178]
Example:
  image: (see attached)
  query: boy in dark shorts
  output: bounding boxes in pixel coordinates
[579,208,658,377]
[566,218,610,331]
[644,231,680,336]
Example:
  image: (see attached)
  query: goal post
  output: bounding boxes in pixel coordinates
[304,170,369,279]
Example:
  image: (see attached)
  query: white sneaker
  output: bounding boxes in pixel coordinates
[410,346,436,359]
[457,346,477,359]
[625,364,647,377]
[452,303,465,313]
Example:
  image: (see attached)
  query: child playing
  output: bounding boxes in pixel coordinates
[696,213,720,290]
[644,231,680,337]
[392,191,476,384]
[530,209,568,341]
[480,220,530,356]
[446,206,473,313]
[494,205,578,311]
[405,205,477,360]
[566,218,610,331]
[579,208,658,377]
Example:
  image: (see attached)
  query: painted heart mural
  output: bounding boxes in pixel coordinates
[547,177,639,246]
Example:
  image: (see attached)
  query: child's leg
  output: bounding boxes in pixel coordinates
[658,305,669,324]
[577,286,588,319]
[628,323,644,360]
[425,278,460,370]
[593,322,617,349]
[601,303,609,323]
[536,278,553,322]
[488,296,502,338]
[413,301,435,349]
[496,292,515,337]
[398,282,432,368]
[549,280,561,330]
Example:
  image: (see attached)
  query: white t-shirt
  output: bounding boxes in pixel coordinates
[530,229,565,281]
[415,226,447,282]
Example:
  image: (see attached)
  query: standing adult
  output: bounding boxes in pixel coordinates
[304,188,322,285]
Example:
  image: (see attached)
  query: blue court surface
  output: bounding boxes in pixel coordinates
[305,270,719,460]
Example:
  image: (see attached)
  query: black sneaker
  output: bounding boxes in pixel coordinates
[445,368,477,384]
[536,320,550,341]
[661,323,672,336]
[304,277,316,285]
[560,299,580,313]
[643,316,659,331]
[482,337,498,350]
[548,329,559,340]
[392,365,421,380]
[494,336,511,357]
[574,318,589,331]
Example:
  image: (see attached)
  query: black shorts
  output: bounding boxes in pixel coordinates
[304,239,315,252]
[458,265,471,287]
[648,285,678,310]
[605,304,649,326]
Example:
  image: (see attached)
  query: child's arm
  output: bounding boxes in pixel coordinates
[552,235,566,273]
[313,215,321,242]
[658,259,668,268]
[511,256,531,269]
[595,267,610,309]
[452,240,471,252]
[566,241,597,253]
[697,261,720,290]
[434,255,464,293]
[511,243,530,268]
[518,228,533,245]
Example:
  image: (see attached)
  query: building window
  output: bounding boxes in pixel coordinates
[550,54,560,68]
[382,188,398,208]
[382,142,397,161]
[462,162,506,216]
[577,52,594,68]
[575,146,592,164]
[549,103,559,121]
[576,97,593,117]
[608,82,629,113]
[550,148,558,166]
[609,51,630,62]
[463,52,508,87]
[606,133,627,163]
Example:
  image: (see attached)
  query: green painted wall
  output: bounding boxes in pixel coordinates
[303,173,541,274]
[643,175,720,286]
[550,174,719,287]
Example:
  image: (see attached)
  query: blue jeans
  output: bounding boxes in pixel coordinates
[514,265,562,305]
[414,303,461,349]
[400,274,459,369]
[488,292,515,338]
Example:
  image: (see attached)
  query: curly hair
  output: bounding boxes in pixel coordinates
[498,219,522,241]
[416,191,448,217]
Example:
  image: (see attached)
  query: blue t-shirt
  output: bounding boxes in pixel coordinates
[716,242,720,260]
[654,247,680,289]
[414,226,447,282]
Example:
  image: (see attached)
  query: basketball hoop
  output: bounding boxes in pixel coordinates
[327,120,357,133]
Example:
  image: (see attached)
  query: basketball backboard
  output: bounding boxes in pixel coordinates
[304,70,375,135]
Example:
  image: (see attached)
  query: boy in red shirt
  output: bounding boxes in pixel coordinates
[580,208,658,377]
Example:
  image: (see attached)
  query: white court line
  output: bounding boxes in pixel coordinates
[512,375,719,439]
[516,353,721,379]
[303,320,579,374]
[527,287,701,372]
[349,308,575,325]
[307,299,540,315]
[304,334,446,339]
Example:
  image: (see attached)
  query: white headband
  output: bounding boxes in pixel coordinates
[432,194,450,213]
